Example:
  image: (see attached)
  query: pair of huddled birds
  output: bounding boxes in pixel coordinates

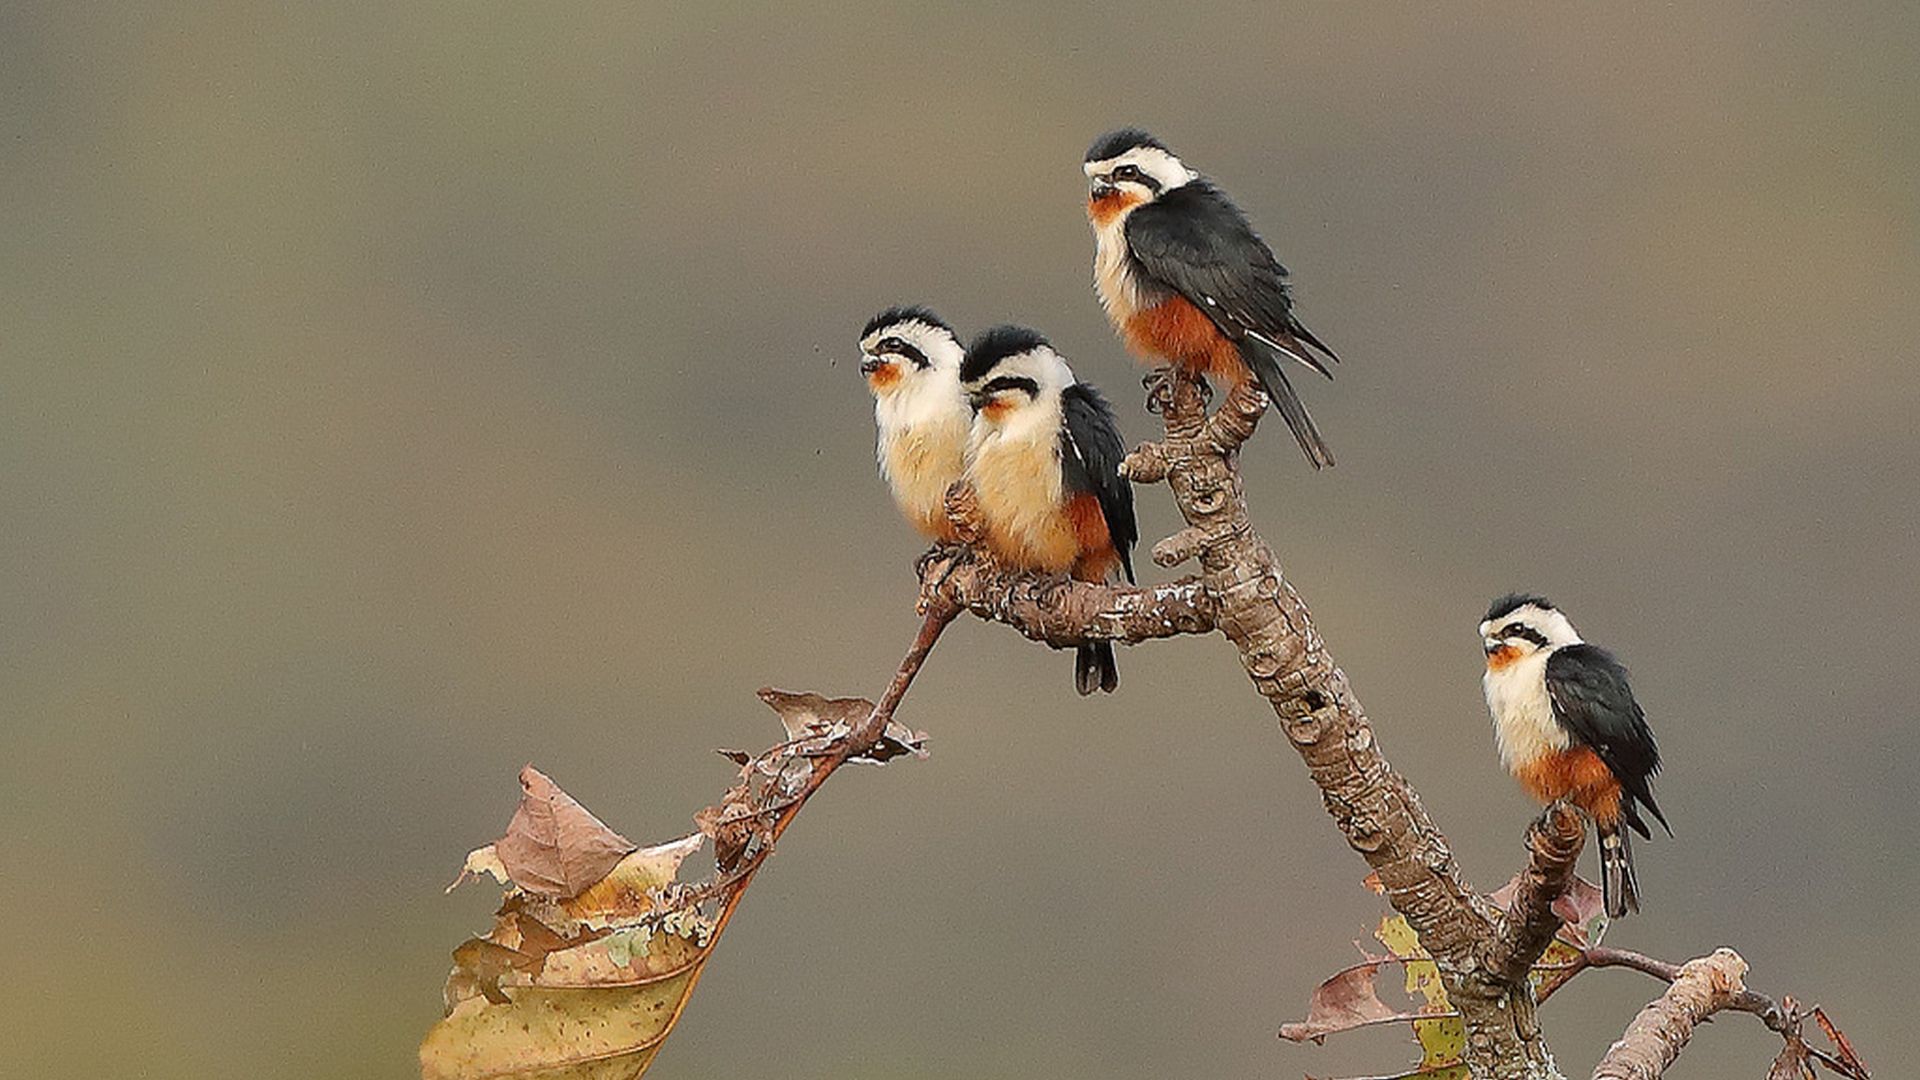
[854,128,1668,918]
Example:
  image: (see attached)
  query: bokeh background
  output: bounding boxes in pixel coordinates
[5,3,1917,1077]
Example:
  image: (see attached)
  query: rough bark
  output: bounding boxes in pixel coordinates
[1488,803,1587,987]
[915,371,1871,1079]
[927,370,1562,1078]
[1591,949,1748,1079]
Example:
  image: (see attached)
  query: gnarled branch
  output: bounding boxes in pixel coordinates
[1487,802,1587,987]
[925,369,1553,1077]
[918,551,1216,647]
[1592,949,1748,1079]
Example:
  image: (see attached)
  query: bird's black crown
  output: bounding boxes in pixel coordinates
[1485,593,1555,623]
[961,325,1051,382]
[1085,127,1168,163]
[862,305,953,341]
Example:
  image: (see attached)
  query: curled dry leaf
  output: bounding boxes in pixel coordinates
[496,765,637,900]
[1280,958,1417,1043]
[426,772,715,1080]
[424,688,927,1080]
[757,688,927,764]
[1286,876,1610,1080]
[1768,1034,1815,1080]
[1812,1006,1872,1079]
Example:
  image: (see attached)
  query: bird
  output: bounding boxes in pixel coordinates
[960,325,1138,694]
[1082,127,1340,468]
[1479,593,1670,918]
[858,306,971,542]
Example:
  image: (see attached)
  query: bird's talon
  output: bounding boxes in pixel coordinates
[1142,367,1176,415]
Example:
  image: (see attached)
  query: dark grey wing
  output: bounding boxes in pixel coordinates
[1545,644,1670,838]
[1123,182,1340,377]
[1060,382,1137,583]
[1124,183,1338,469]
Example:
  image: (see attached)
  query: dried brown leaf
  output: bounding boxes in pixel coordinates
[1768,1034,1815,1080]
[449,939,544,1006]
[1281,959,1422,1043]
[556,834,706,927]
[693,786,759,874]
[1812,1006,1872,1079]
[425,689,929,1080]
[757,687,925,763]
[494,765,637,899]
[427,784,715,1079]
[446,844,510,893]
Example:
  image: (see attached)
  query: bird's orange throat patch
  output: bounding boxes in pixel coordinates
[1513,747,1624,826]
[864,363,901,391]
[978,398,1014,423]
[1086,191,1144,226]
[1484,645,1523,671]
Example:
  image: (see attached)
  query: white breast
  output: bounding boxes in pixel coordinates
[875,383,969,532]
[1482,651,1570,771]
[1092,216,1148,324]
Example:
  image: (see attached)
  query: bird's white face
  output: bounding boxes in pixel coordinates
[860,319,963,400]
[963,346,1072,431]
[1480,602,1583,671]
[1084,145,1195,223]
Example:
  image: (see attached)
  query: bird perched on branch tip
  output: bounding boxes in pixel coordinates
[1083,127,1341,468]
[1480,593,1670,918]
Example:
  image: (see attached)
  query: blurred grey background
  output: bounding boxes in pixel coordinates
[4,3,1916,1077]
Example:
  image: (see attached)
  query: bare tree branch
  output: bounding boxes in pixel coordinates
[1487,803,1587,987]
[1591,949,1748,1079]
[432,364,1876,1080]
[923,370,1556,1078]
[920,554,1216,647]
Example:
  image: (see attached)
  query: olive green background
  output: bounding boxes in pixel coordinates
[4,3,1916,1077]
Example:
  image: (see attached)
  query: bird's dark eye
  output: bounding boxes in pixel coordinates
[879,336,905,353]
[1114,164,1142,181]
[1502,623,1526,638]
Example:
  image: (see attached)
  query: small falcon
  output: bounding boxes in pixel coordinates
[859,306,971,542]
[1083,127,1341,468]
[960,325,1137,695]
[1480,594,1670,917]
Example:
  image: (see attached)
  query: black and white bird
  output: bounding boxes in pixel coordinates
[1083,127,1341,468]
[858,306,970,542]
[960,325,1137,695]
[1480,594,1671,918]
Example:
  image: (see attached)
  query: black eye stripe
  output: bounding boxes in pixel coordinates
[880,337,930,368]
[982,375,1039,396]
[1501,624,1550,647]
[1111,164,1161,193]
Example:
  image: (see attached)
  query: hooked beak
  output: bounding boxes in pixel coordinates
[1483,638,1503,656]
[1089,179,1117,200]
[859,356,885,376]
[967,389,990,412]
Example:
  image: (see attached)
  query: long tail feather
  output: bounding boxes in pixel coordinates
[1239,339,1336,469]
[1246,327,1335,379]
[1599,824,1642,918]
[1075,642,1118,696]
[1287,318,1342,369]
